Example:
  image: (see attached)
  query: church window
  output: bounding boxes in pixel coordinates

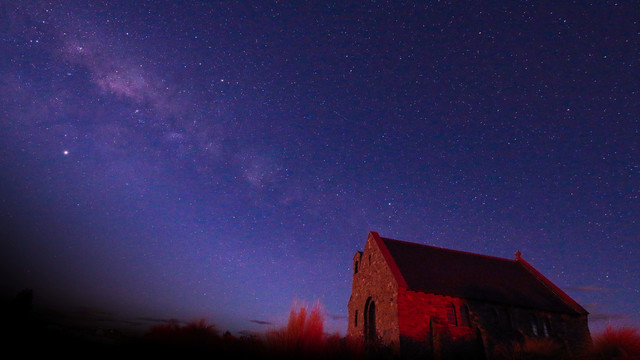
[446,303,457,326]
[542,317,551,337]
[501,308,512,330]
[531,316,539,336]
[459,304,471,327]
[355,310,358,327]
[490,308,499,325]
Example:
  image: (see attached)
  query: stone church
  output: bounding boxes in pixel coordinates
[347,231,591,359]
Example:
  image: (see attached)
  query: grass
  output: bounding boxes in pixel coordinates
[144,318,219,348]
[264,301,364,359]
[590,326,640,360]
[493,327,640,360]
[265,302,325,353]
[135,323,640,359]
[136,302,365,359]
[5,289,640,360]
[496,336,567,360]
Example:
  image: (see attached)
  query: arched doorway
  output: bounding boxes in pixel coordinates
[364,297,376,343]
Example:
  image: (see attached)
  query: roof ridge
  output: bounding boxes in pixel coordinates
[373,232,585,314]
[381,236,517,263]
[515,256,589,315]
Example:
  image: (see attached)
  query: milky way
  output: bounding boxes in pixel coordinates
[1,1,638,335]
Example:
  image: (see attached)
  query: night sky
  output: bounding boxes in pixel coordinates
[1,1,639,337]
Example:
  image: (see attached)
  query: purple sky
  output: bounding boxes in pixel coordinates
[1,1,638,336]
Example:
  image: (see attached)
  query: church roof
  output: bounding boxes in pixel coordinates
[371,232,587,315]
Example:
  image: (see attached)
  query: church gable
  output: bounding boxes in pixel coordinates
[347,232,402,346]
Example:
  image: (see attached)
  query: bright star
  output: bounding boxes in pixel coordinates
[63,150,69,155]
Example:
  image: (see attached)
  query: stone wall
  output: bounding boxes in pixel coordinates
[466,300,591,357]
[395,290,591,359]
[347,235,400,347]
[397,289,482,359]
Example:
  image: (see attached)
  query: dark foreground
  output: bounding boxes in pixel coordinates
[3,292,638,360]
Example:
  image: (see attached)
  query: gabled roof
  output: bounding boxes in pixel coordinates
[369,231,587,315]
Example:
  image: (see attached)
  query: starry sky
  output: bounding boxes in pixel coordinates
[1,1,639,336]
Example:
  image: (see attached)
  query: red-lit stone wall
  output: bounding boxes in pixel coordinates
[347,234,400,347]
[394,290,592,358]
[397,289,481,358]
[397,289,475,341]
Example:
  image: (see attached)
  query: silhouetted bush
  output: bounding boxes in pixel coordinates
[264,302,366,360]
[265,303,324,354]
[10,288,33,317]
[590,326,640,360]
[143,318,220,351]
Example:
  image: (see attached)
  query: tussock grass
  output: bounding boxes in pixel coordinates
[138,302,365,359]
[265,302,325,353]
[264,301,364,359]
[143,318,220,351]
[591,326,640,360]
